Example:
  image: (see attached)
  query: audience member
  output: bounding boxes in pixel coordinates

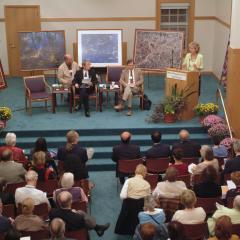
[152,167,187,198]
[30,151,57,182]
[172,190,206,224]
[0,132,27,165]
[208,215,240,240]
[222,140,240,176]
[4,228,22,240]
[225,171,240,204]
[212,135,228,158]
[145,131,171,158]
[133,223,169,240]
[49,191,110,236]
[14,197,48,232]
[49,218,66,240]
[57,130,89,180]
[170,148,188,176]
[208,196,240,235]
[172,130,201,158]
[15,170,50,208]
[192,145,219,176]
[193,165,222,198]
[30,137,57,173]
[0,149,26,186]
[53,172,88,204]
[0,199,12,233]
[138,195,165,225]
[112,131,141,184]
[167,221,186,240]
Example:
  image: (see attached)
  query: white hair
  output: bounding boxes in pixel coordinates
[200,145,210,159]
[233,140,240,153]
[5,133,17,146]
[25,170,38,182]
[61,172,74,189]
[233,195,240,211]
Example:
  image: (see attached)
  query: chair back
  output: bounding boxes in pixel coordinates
[71,201,88,212]
[196,197,222,215]
[24,75,46,93]
[18,202,49,220]
[74,179,90,198]
[36,179,58,197]
[3,181,26,195]
[182,222,209,240]
[145,174,158,190]
[2,204,15,218]
[106,66,124,84]
[182,157,199,165]
[176,174,191,188]
[216,157,225,168]
[226,197,234,208]
[118,159,143,175]
[232,224,240,236]
[145,158,170,173]
[65,229,88,240]
[21,230,49,240]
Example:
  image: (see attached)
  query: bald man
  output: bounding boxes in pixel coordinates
[172,129,201,158]
[112,131,141,184]
[57,54,80,87]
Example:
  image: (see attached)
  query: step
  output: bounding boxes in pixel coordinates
[87,159,115,171]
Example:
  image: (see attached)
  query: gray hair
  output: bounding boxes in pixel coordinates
[233,140,240,153]
[61,172,74,189]
[144,195,157,211]
[233,195,240,211]
[25,170,38,182]
[50,218,65,239]
[200,145,211,159]
[5,133,17,146]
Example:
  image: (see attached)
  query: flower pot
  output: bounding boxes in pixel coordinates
[164,113,176,123]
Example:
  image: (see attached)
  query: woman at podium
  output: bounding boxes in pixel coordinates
[182,41,203,95]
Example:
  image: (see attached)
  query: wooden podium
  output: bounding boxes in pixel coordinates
[165,68,199,120]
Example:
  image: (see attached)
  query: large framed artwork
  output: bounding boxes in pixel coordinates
[133,29,184,72]
[19,31,66,71]
[77,29,122,67]
[0,60,7,89]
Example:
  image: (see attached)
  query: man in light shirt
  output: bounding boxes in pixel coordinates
[114,59,144,116]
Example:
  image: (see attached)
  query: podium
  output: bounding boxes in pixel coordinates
[165,68,199,120]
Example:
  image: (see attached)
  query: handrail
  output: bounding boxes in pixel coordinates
[216,88,233,139]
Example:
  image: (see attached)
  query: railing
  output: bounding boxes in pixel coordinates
[216,88,233,139]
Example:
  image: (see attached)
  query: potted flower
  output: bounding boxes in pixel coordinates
[194,103,218,120]
[201,115,225,128]
[208,123,230,141]
[0,107,12,128]
[163,103,176,123]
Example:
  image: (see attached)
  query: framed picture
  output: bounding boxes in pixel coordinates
[19,31,66,71]
[0,60,7,89]
[133,29,184,72]
[77,29,122,67]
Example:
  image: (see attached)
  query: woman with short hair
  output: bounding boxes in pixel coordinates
[170,148,188,176]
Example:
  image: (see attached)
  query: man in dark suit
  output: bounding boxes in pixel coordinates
[49,191,110,236]
[73,60,98,117]
[172,129,201,158]
[112,131,141,184]
[145,131,171,159]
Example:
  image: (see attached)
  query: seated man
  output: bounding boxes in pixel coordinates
[211,135,228,158]
[114,59,144,116]
[73,60,98,117]
[0,132,27,165]
[145,131,171,159]
[112,131,141,184]
[57,54,79,87]
[172,129,201,158]
[49,191,110,237]
[15,170,50,209]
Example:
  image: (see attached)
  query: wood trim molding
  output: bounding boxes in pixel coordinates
[195,16,230,28]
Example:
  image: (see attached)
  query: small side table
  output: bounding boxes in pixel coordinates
[98,86,120,112]
[52,87,72,113]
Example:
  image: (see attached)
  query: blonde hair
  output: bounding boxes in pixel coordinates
[189,41,200,53]
[135,164,147,177]
[66,130,79,151]
[61,172,74,188]
[180,190,197,208]
[21,198,35,215]
[32,151,46,166]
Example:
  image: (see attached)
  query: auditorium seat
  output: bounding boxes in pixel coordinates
[176,174,191,188]
[145,158,170,174]
[21,230,49,240]
[65,229,88,240]
[182,222,209,240]
[145,174,158,190]
[196,197,223,215]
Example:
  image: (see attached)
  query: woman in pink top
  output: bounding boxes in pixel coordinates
[170,148,188,176]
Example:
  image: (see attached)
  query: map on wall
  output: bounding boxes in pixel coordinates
[77,29,122,67]
[133,29,184,71]
[19,31,66,70]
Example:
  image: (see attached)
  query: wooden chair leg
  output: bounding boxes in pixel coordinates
[61,93,64,103]
[29,101,32,116]
[45,100,47,110]
[25,97,27,112]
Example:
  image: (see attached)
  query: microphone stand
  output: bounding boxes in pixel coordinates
[171,49,174,68]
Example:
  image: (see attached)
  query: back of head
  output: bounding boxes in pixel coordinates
[151,131,161,143]
[25,170,38,183]
[144,195,157,211]
[58,191,72,209]
[1,149,13,162]
[200,145,214,161]
[66,130,79,151]
[212,135,221,146]
[202,165,217,183]
[121,131,131,144]
[34,137,47,152]
[32,151,46,166]
[135,164,147,178]
[231,171,240,186]
[167,221,186,240]
[5,132,17,146]
[233,140,240,154]
[50,218,66,239]
[215,216,232,240]
[233,195,240,211]
[165,167,178,182]
[140,223,156,240]
[172,148,184,161]
[180,190,197,209]
[21,197,35,215]
[61,172,74,189]
[179,130,189,141]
